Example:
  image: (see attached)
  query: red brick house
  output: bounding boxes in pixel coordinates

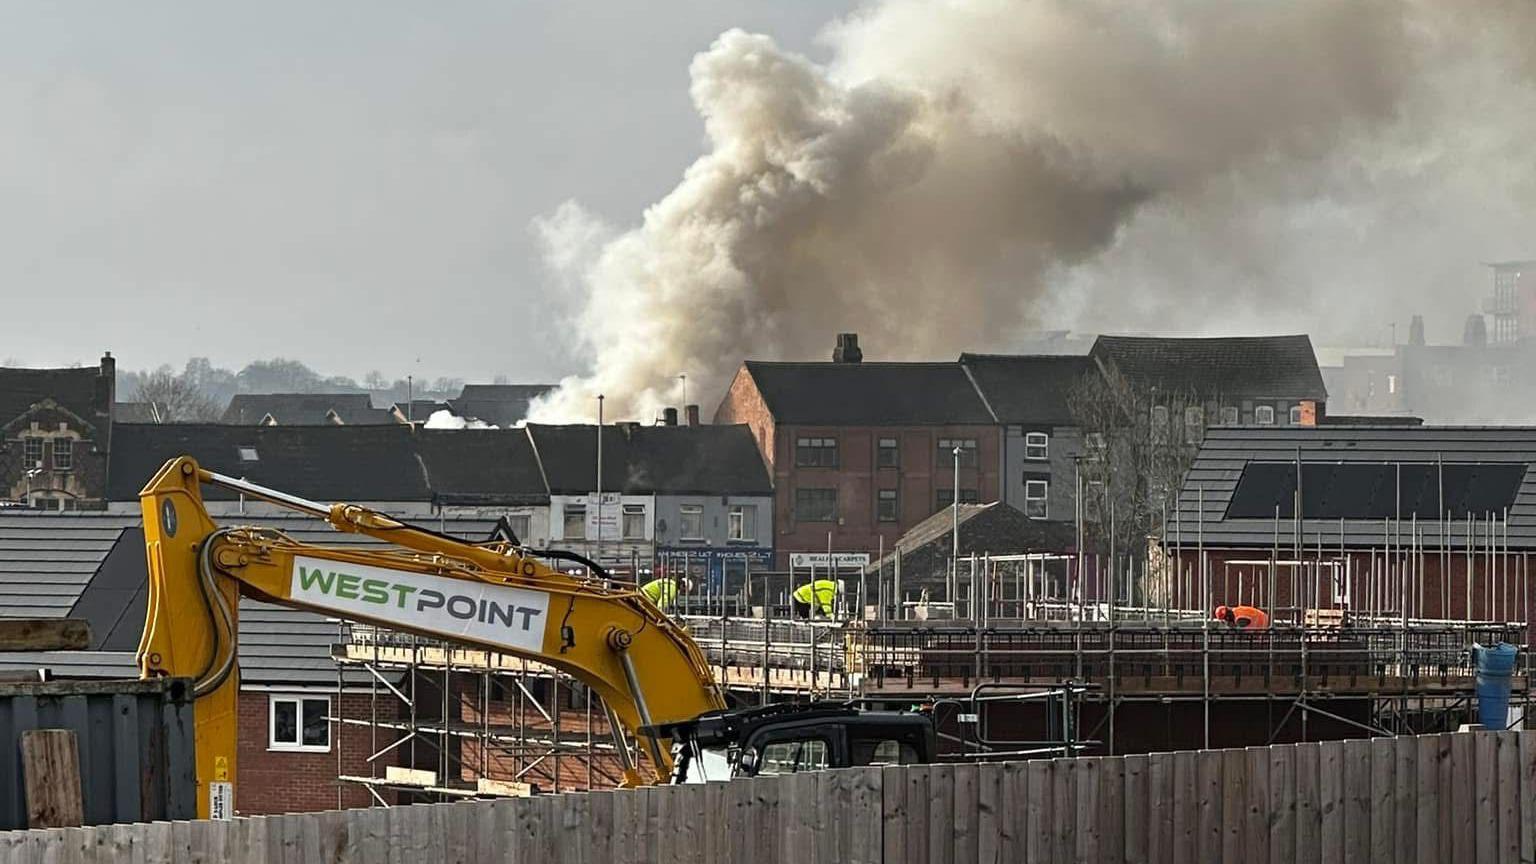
[715,334,1001,568]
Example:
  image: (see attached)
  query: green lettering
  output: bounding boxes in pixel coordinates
[297,566,335,594]
[335,573,361,600]
[361,579,390,604]
[392,584,417,608]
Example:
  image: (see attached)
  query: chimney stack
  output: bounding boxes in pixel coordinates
[663,407,679,426]
[685,404,700,426]
[1409,315,1425,346]
[1464,314,1488,347]
[832,333,863,363]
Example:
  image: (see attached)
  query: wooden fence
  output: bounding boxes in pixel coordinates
[3,730,1533,863]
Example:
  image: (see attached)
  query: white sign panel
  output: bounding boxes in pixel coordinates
[289,555,551,653]
[789,552,870,569]
[585,492,622,540]
[209,782,233,820]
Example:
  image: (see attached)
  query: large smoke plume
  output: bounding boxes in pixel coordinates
[531,0,1536,422]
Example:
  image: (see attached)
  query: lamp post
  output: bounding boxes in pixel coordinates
[952,445,961,608]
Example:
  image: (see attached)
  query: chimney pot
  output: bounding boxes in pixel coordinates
[832,332,863,363]
[663,407,679,426]
[685,404,701,426]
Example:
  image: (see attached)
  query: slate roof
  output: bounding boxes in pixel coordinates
[864,502,1077,577]
[221,393,399,426]
[112,401,164,423]
[739,362,995,426]
[1172,426,1536,550]
[959,354,1094,426]
[524,424,772,496]
[106,424,431,502]
[393,400,451,423]
[450,384,555,428]
[0,511,500,685]
[0,366,103,428]
[415,429,548,505]
[1090,335,1328,401]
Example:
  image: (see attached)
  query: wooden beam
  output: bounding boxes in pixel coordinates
[0,619,90,652]
[21,729,84,828]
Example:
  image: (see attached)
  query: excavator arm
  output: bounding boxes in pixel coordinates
[135,457,727,818]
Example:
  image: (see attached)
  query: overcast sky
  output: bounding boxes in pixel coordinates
[0,2,848,381]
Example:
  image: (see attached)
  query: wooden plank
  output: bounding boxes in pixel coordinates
[818,770,844,864]
[654,785,677,864]
[141,822,172,864]
[703,783,727,864]
[0,618,90,651]
[1370,737,1395,864]
[560,793,592,864]
[1475,732,1497,864]
[1196,750,1222,860]
[904,766,930,864]
[976,762,1003,864]
[609,792,637,864]
[20,729,83,828]
[1075,757,1101,864]
[848,766,883,864]
[1344,740,1371,863]
[1521,731,1536,864]
[1416,735,1441,864]
[1147,753,1173,864]
[951,763,979,864]
[1268,744,1296,864]
[927,763,955,864]
[1243,747,1269,864]
[444,802,474,864]
[1026,759,1053,864]
[1498,732,1520,864]
[1053,758,1077,861]
[1123,754,1149,864]
[1319,741,1345,864]
[1000,760,1027,864]
[1171,752,1197,864]
[1452,733,1475,864]
[756,776,783,864]
[1393,734,1416,864]
[1296,743,1321,864]
[1100,754,1125,864]
[780,772,813,864]
[882,766,908,864]
[1220,749,1245,862]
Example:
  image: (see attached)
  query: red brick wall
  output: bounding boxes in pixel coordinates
[714,366,776,469]
[235,690,385,816]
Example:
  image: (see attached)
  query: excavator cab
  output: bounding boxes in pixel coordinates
[661,702,936,783]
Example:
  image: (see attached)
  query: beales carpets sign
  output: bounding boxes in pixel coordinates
[288,555,550,652]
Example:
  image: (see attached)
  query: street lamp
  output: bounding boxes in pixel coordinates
[952,446,961,608]
[24,465,42,508]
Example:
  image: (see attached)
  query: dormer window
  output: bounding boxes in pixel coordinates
[238,446,259,462]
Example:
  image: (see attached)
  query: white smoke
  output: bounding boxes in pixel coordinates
[424,409,497,430]
[530,0,1536,422]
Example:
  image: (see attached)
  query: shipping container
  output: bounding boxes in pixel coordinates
[0,677,195,829]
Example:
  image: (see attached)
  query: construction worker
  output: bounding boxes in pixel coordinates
[641,576,692,612]
[792,580,838,619]
[1215,604,1270,630]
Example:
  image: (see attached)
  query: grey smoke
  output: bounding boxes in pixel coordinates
[530,0,1536,422]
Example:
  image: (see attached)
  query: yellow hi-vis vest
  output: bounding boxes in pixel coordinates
[641,578,678,608]
[792,580,837,616]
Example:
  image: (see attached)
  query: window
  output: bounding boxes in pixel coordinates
[51,439,72,472]
[938,438,978,467]
[876,437,899,469]
[1084,432,1106,460]
[1387,374,1399,395]
[622,503,646,540]
[238,446,259,462]
[1254,405,1276,426]
[1024,432,1048,461]
[563,504,586,540]
[505,514,532,542]
[854,738,922,767]
[727,505,756,541]
[1025,480,1048,519]
[1221,406,1239,426]
[795,437,839,468]
[937,488,979,510]
[795,489,837,522]
[269,694,329,751]
[756,738,829,775]
[1288,405,1304,425]
[22,437,43,469]
[877,489,899,522]
[679,505,704,540]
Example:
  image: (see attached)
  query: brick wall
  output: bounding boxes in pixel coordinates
[1,404,108,508]
[714,366,776,468]
[236,690,385,816]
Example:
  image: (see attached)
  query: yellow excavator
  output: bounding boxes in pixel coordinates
[135,457,934,818]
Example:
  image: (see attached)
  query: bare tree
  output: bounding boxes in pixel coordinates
[130,367,222,422]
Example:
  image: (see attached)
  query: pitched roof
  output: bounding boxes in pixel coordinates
[0,366,104,429]
[106,423,431,501]
[864,501,1077,576]
[394,400,451,423]
[1090,335,1328,400]
[415,429,548,505]
[450,384,555,427]
[113,401,164,423]
[740,362,995,425]
[959,354,1094,426]
[221,393,399,425]
[1173,426,1536,550]
[524,424,772,496]
[0,511,501,685]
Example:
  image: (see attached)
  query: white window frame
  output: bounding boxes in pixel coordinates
[1024,432,1048,461]
[1255,406,1276,426]
[1221,406,1239,426]
[621,503,646,540]
[1288,405,1304,425]
[51,438,72,472]
[505,514,532,541]
[727,504,755,541]
[563,504,586,540]
[268,693,331,753]
[1024,479,1048,519]
[238,446,259,462]
[22,437,44,469]
[679,504,705,540]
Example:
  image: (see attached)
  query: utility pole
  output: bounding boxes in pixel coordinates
[596,394,604,573]
[952,445,961,610]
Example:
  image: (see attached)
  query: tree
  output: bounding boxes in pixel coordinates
[130,366,223,422]
[363,370,389,391]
